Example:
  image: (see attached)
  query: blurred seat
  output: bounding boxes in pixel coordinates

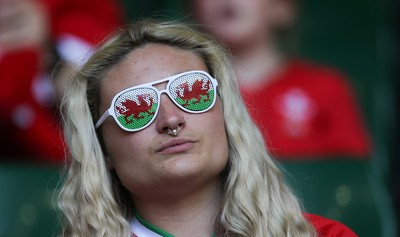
[281,158,396,237]
[0,164,61,237]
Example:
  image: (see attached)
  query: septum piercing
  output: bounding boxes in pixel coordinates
[167,126,180,136]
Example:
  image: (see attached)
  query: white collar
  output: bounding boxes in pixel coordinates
[130,217,163,237]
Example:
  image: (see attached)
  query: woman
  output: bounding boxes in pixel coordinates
[59,20,357,236]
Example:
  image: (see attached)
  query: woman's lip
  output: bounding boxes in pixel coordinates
[157,138,197,154]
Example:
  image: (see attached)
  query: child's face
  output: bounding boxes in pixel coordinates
[192,0,294,48]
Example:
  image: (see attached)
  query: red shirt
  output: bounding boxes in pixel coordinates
[44,0,123,44]
[0,0,123,164]
[129,213,358,237]
[306,214,358,237]
[240,60,371,159]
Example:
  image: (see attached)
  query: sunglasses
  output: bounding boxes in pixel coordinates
[95,70,219,132]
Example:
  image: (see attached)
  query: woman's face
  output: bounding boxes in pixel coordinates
[98,43,229,200]
[192,0,293,48]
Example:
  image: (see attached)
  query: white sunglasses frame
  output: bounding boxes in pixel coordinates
[95,70,219,132]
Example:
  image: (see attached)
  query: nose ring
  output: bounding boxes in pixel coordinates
[167,126,180,136]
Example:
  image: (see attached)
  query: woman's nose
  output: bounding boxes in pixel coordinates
[155,94,185,134]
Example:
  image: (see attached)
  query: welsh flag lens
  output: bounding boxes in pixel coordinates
[114,88,158,130]
[169,73,215,112]
[111,72,215,131]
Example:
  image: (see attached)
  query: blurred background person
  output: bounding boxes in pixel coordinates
[190,0,371,160]
[0,0,124,236]
[0,0,123,164]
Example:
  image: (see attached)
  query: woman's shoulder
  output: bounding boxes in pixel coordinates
[304,213,358,237]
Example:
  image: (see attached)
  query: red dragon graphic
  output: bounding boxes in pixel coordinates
[176,79,212,106]
[116,93,154,124]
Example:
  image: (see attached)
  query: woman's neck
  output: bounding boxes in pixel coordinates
[231,40,283,89]
[132,180,221,237]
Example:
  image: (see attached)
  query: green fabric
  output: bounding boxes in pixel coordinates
[134,209,174,237]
